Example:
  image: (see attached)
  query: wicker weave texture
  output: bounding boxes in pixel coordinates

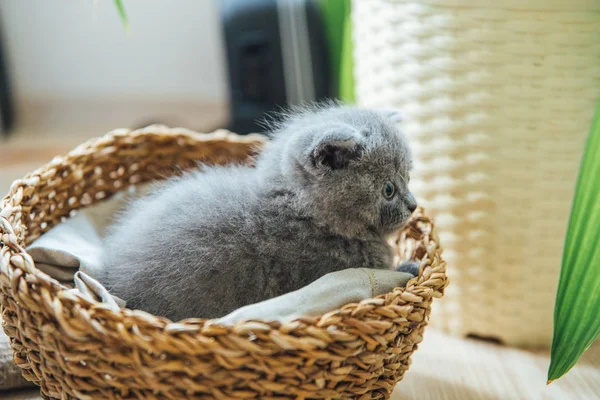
[0,126,447,399]
[353,0,600,347]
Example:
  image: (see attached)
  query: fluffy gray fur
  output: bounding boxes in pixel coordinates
[101,104,418,321]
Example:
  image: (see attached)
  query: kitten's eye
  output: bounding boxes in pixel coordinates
[383,181,396,199]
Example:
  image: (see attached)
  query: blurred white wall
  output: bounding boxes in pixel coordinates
[1,0,228,104]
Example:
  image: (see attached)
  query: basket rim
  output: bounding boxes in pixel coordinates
[0,126,447,342]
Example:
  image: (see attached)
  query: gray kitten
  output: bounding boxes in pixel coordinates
[101,104,418,321]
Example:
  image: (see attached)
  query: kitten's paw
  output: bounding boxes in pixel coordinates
[395,261,420,277]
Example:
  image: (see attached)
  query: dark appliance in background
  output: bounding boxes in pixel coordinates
[221,0,331,134]
[0,17,14,136]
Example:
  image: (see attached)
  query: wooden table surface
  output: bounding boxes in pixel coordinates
[392,329,600,400]
[4,328,599,400]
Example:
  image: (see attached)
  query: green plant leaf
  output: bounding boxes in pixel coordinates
[338,10,355,103]
[315,0,353,100]
[548,98,600,382]
[114,0,128,30]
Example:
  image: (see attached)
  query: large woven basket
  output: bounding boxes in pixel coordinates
[0,126,447,399]
[353,0,600,347]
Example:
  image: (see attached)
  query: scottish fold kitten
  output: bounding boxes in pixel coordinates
[101,104,418,321]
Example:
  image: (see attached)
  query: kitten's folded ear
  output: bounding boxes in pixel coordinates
[309,129,363,172]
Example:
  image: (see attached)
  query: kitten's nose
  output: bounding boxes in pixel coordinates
[407,202,417,213]
[406,193,417,213]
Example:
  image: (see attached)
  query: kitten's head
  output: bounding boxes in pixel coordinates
[263,103,416,237]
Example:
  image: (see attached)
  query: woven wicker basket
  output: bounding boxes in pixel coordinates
[352,0,600,347]
[0,126,447,399]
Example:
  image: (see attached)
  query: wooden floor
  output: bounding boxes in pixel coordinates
[394,329,600,400]
[3,328,599,400]
[0,100,228,194]
[1,119,599,400]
